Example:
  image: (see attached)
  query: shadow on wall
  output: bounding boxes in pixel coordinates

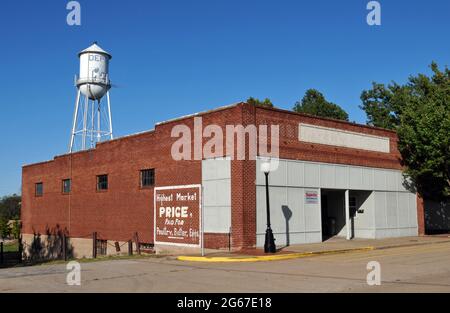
[402,176,417,195]
[281,205,293,248]
[425,200,450,235]
[27,224,74,262]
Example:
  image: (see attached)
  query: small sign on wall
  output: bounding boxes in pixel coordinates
[305,190,319,204]
[154,185,202,247]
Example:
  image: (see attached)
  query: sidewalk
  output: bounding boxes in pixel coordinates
[277,235,450,254]
[177,235,450,262]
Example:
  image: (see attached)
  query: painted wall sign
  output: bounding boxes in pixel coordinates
[305,190,319,204]
[154,185,202,247]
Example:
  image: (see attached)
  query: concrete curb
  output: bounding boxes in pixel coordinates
[177,246,375,263]
[374,239,450,251]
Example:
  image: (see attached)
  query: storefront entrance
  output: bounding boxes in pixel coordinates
[321,189,346,241]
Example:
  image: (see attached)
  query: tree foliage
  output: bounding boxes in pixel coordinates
[361,63,450,199]
[0,217,10,239]
[293,89,349,121]
[0,194,21,220]
[360,83,400,130]
[247,97,274,108]
[11,220,21,240]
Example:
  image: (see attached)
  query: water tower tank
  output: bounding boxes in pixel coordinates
[77,42,112,100]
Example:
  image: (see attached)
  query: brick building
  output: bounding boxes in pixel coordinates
[21,103,424,258]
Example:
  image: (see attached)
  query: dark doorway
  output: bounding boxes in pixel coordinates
[321,189,346,241]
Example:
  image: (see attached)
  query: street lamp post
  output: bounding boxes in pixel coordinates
[261,161,277,254]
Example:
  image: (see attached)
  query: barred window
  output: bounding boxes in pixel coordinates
[62,179,71,194]
[140,169,155,187]
[97,175,108,191]
[35,183,43,197]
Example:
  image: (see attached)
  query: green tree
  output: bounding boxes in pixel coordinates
[293,89,349,121]
[361,63,450,199]
[11,220,21,240]
[246,97,274,108]
[360,83,399,129]
[0,194,21,220]
[0,217,10,239]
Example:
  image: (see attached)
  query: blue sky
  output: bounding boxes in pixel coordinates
[0,0,448,196]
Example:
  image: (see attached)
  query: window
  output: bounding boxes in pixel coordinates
[97,175,108,191]
[62,179,71,194]
[35,183,43,197]
[140,169,155,187]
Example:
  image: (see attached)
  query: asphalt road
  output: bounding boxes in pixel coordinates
[1,242,450,293]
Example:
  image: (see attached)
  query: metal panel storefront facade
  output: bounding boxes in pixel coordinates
[256,158,418,247]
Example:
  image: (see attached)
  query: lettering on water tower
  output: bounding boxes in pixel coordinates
[154,185,202,247]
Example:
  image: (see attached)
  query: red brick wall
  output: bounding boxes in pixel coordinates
[22,104,246,249]
[22,103,411,251]
[255,106,402,170]
[204,233,231,250]
[22,126,202,244]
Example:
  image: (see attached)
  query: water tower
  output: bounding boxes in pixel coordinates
[69,42,114,152]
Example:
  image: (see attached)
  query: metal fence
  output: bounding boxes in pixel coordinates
[1,232,153,266]
[0,240,22,268]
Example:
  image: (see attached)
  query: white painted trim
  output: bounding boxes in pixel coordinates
[154,184,202,248]
[299,123,390,153]
[318,188,323,241]
[300,123,390,141]
[345,190,351,240]
[201,185,205,256]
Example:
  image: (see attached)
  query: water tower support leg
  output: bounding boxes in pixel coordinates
[69,89,81,152]
[107,91,113,140]
[97,100,101,142]
[82,95,89,150]
[91,98,95,148]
